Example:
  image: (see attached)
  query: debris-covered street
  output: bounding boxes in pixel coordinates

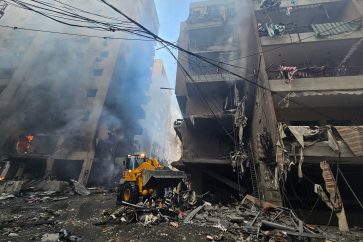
[0,191,229,242]
[1,185,363,242]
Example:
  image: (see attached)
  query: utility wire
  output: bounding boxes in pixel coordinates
[0,24,156,41]
[338,168,363,209]
[5,0,363,136]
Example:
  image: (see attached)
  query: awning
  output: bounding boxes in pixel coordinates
[294,90,363,97]
[312,20,361,37]
[335,126,363,156]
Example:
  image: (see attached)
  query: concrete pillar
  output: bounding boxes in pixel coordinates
[191,168,204,194]
[44,156,55,179]
[0,161,11,178]
[14,163,25,179]
[78,150,95,185]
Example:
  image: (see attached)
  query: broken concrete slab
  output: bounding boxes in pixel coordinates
[242,194,279,209]
[41,233,59,242]
[184,202,211,223]
[0,193,15,200]
[0,181,24,194]
[70,179,90,196]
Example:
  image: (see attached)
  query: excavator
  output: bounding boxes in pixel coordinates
[116,153,186,204]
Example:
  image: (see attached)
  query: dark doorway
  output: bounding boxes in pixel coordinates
[52,159,83,181]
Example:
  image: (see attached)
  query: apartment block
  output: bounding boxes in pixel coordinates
[252,0,363,226]
[0,0,159,188]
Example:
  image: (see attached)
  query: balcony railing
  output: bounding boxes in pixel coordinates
[267,66,363,80]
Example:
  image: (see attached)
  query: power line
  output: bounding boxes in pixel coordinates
[85,1,363,136]
[338,168,363,209]
[6,0,363,136]
[163,43,238,145]
[0,24,156,41]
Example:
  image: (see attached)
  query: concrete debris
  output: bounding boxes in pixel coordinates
[70,179,90,196]
[92,192,339,241]
[184,202,211,223]
[169,221,179,228]
[0,193,15,200]
[206,234,224,241]
[0,191,362,241]
[58,229,83,242]
[41,233,59,242]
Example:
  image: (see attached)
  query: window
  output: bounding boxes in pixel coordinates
[0,68,15,79]
[0,85,6,95]
[81,111,90,121]
[86,89,97,97]
[93,69,104,76]
[290,120,320,126]
[100,51,109,58]
[326,120,352,126]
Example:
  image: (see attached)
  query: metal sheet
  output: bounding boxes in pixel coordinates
[335,126,363,156]
[312,20,361,37]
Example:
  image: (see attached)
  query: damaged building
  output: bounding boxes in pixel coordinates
[174,0,363,228]
[135,59,182,164]
[173,0,263,198]
[254,0,363,228]
[0,0,160,191]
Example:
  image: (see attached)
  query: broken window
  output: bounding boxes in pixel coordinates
[86,89,97,97]
[93,68,104,76]
[0,68,15,79]
[52,159,84,181]
[81,111,91,121]
[100,51,109,58]
[290,120,320,126]
[326,120,352,126]
[0,85,6,94]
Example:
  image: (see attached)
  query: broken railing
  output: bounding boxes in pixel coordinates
[267,66,363,80]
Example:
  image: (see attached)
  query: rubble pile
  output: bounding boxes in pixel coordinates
[95,191,337,242]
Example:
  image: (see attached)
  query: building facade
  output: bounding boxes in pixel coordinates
[252,0,363,226]
[135,59,182,164]
[175,0,363,226]
[173,0,266,198]
[0,0,159,187]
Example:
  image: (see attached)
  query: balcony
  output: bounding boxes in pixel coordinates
[185,19,226,31]
[253,0,344,11]
[260,27,363,47]
[282,125,363,164]
[269,66,363,93]
[254,0,347,28]
[188,42,240,54]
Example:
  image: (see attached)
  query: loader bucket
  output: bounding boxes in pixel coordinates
[142,169,186,188]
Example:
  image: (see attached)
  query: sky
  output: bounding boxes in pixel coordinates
[154,0,202,87]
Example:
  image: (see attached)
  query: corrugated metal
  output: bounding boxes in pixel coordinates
[296,90,363,97]
[312,20,361,37]
[335,126,363,156]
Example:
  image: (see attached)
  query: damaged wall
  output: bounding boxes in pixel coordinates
[134,59,182,164]
[0,0,159,185]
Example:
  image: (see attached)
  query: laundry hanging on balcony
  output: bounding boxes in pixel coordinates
[312,20,361,37]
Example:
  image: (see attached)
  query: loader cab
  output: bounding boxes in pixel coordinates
[124,154,147,170]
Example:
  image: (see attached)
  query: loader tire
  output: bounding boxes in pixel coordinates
[121,182,139,204]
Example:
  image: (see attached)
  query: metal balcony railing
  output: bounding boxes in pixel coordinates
[267,66,363,80]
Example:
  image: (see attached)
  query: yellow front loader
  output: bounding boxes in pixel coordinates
[116,153,186,204]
